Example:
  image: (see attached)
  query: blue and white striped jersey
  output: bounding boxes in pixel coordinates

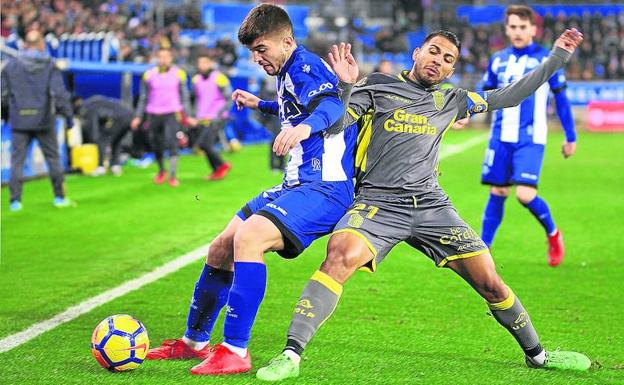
[275,45,355,186]
[482,43,567,144]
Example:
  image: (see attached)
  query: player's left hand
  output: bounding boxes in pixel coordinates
[273,124,312,156]
[554,28,583,54]
[562,141,576,158]
[328,42,359,84]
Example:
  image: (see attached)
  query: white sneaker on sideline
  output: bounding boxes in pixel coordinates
[91,166,106,176]
[111,165,123,176]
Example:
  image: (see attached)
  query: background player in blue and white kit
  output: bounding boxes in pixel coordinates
[480,5,577,267]
[145,3,356,376]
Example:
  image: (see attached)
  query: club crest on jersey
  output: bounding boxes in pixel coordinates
[302,64,311,73]
[311,158,321,171]
[348,213,364,228]
[432,90,445,110]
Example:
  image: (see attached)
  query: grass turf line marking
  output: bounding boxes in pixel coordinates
[439,133,489,160]
[0,243,210,353]
[0,132,489,354]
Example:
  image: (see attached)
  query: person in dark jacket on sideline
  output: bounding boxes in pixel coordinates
[74,95,133,176]
[1,30,74,211]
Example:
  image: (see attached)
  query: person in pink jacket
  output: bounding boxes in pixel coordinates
[189,52,232,181]
[132,48,191,187]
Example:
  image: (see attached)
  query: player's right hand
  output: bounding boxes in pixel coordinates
[554,28,583,54]
[452,117,470,130]
[562,141,576,158]
[232,89,260,110]
[328,42,358,84]
[130,117,141,131]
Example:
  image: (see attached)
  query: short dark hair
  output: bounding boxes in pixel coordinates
[196,49,215,60]
[423,30,461,53]
[238,4,293,46]
[505,5,536,25]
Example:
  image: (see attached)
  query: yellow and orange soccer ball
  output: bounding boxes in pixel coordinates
[91,314,149,372]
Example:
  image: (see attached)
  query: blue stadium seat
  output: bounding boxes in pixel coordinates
[356,34,376,50]
[406,30,426,51]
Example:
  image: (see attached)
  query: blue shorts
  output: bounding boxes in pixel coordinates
[237,181,354,259]
[481,139,545,187]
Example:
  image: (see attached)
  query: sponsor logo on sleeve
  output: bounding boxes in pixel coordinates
[308,82,334,98]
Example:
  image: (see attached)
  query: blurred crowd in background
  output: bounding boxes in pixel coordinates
[2,0,623,88]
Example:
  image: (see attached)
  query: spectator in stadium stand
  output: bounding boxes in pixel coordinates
[374,59,394,75]
[188,51,233,181]
[374,26,408,54]
[131,47,192,187]
[216,36,238,69]
[73,95,133,177]
[1,30,74,211]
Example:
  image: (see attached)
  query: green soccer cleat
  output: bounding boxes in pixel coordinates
[256,352,300,381]
[526,350,591,371]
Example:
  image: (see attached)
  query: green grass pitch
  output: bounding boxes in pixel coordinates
[1,130,623,385]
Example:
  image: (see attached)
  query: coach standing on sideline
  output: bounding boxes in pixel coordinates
[1,30,74,212]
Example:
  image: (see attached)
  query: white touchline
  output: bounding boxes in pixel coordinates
[0,244,211,353]
[439,133,489,160]
[0,132,489,354]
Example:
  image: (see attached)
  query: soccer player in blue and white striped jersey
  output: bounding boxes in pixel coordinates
[144,4,357,375]
[480,5,577,267]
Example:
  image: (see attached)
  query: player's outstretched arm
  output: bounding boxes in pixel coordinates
[486,28,583,112]
[325,42,360,135]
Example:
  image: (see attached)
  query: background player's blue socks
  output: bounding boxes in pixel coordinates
[223,261,267,348]
[482,193,507,247]
[523,196,556,235]
[184,264,233,343]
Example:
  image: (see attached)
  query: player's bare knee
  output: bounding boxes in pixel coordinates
[206,235,234,267]
[232,227,254,255]
[491,186,510,197]
[516,186,537,204]
[321,239,366,283]
[479,274,508,303]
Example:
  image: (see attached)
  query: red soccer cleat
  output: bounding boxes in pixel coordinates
[153,171,167,184]
[190,343,251,375]
[548,229,565,267]
[168,176,180,187]
[208,163,232,181]
[146,339,212,360]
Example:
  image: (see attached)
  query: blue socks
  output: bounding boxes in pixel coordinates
[523,196,557,235]
[223,262,267,348]
[185,264,233,343]
[481,193,506,247]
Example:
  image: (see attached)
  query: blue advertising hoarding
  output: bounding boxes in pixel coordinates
[1,118,68,184]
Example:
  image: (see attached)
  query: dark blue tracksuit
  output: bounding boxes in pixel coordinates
[1,49,73,201]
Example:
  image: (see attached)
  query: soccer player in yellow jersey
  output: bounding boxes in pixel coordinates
[257,28,590,381]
